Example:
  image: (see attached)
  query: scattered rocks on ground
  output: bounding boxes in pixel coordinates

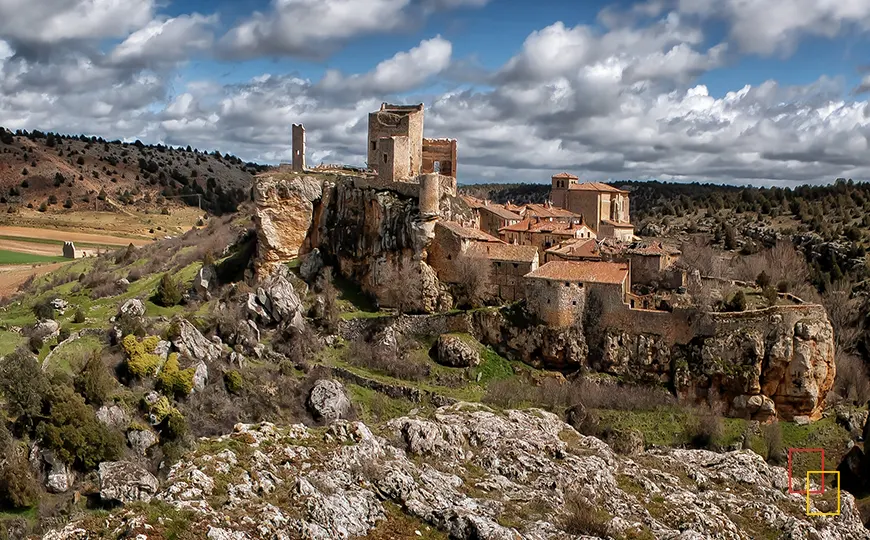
[128,430,159,456]
[98,461,159,504]
[434,334,480,367]
[307,379,352,423]
[49,298,68,315]
[172,319,222,364]
[32,319,60,342]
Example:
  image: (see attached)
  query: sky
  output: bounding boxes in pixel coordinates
[2,1,870,186]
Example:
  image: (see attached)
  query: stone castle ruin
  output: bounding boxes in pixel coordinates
[258,101,836,423]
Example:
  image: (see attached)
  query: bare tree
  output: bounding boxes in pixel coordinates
[315,267,340,333]
[821,280,862,352]
[764,239,809,289]
[833,351,870,406]
[382,263,423,314]
[453,254,492,308]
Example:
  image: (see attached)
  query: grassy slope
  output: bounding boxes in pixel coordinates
[0,249,67,264]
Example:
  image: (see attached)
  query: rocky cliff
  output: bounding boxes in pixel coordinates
[43,404,869,539]
[254,170,470,312]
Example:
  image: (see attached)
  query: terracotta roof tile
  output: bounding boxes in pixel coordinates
[437,221,503,243]
[525,261,629,284]
[478,204,523,221]
[460,195,486,209]
[552,172,579,179]
[524,204,581,219]
[568,182,627,194]
[501,218,592,234]
[546,239,601,259]
[467,243,539,263]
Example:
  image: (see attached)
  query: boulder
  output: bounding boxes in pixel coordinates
[172,319,222,364]
[30,445,74,494]
[118,299,146,319]
[434,334,480,368]
[307,379,352,423]
[194,265,217,300]
[32,319,60,342]
[127,430,158,456]
[153,340,172,360]
[606,429,645,456]
[372,326,398,361]
[96,405,130,430]
[300,248,324,282]
[49,298,68,315]
[99,461,159,504]
[246,266,305,331]
[192,361,209,392]
[835,406,869,439]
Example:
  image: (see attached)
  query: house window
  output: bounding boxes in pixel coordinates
[573,301,577,306]
[371,141,377,151]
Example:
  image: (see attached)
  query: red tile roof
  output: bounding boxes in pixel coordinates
[467,243,539,263]
[552,172,579,179]
[478,204,523,221]
[460,195,486,209]
[525,261,629,284]
[524,203,581,219]
[600,219,634,228]
[501,218,592,235]
[568,182,628,194]
[437,221,503,243]
[546,239,601,259]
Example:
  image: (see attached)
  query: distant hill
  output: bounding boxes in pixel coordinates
[0,128,270,215]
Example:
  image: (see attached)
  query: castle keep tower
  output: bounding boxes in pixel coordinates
[368,103,424,180]
[292,124,306,171]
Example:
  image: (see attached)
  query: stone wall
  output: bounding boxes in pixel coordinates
[422,138,457,177]
[525,278,586,327]
[378,136,411,182]
[367,106,424,175]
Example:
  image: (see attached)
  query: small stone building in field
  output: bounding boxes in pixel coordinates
[466,243,540,302]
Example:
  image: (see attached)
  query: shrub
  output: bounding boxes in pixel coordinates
[127,267,144,282]
[123,335,165,378]
[0,448,39,509]
[762,286,778,307]
[74,350,115,406]
[224,370,243,395]
[347,338,429,381]
[32,299,56,320]
[157,353,195,397]
[756,270,771,288]
[0,349,49,424]
[36,384,124,470]
[684,409,724,449]
[162,410,187,441]
[561,492,610,536]
[724,290,747,312]
[73,308,86,324]
[155,273,182,307]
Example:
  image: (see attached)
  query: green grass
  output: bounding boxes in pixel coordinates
[0,249,68,264]
[44,334,104,374]
[595,408,747,448]
[0,234,114,249]
[0,330,24,354]
[347,383,422,423]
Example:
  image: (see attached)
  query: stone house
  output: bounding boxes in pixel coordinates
[466,243,540,302]
[429,221,504,283]
[501,218,596,251]
[626,241,682,287]
[524,260,630,327]
[549,173,633,239]
[477,204,522,238]
[520,203,582,223]
[544,238,601,263]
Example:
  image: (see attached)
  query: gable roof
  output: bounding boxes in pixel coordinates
[467,243,539,263]
[478,204,522,221]
[501,218,591,235]
[546,239,601,259]
[552,172,579,179]
[436,221,503,243]
[524,203,582,219]
[460,194,486,209]
[525,261,629,284]
[568,182,628,194]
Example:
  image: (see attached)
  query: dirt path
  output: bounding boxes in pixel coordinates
[0,238,62,256]
[0,226,152,247]
[0,262,68,297]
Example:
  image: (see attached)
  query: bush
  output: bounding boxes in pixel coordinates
[36,384,124,470]
[74,350,115,406]
[123,334,164,378]
[157,353,195,397]
[561,492,610,536]
[684,409,724,449]
[0,449,39,509]
[224,370,243,395]
[0,349,49,424]
[762,286,778,307]
[347,338,429,381]
[155,273,182,307]
[32,299,56,320]
[162,410,187,441]
[73,308,86,324]
[724,290,747,312]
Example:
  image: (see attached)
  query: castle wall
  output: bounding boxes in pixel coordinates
[422,138,457,177]
[491,258,537,302]
[630,254,664,286]
[419,173,441,216]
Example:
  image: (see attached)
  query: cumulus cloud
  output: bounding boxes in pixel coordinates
[317,36,452,96]
[678,0,870,56]
[0,0,155,47]
[108,14,218,68]
[220,0,413,59]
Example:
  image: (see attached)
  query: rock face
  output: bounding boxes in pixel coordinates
[118,298,146,319]
[172,319,222,364]
[30,445,73,494]
[45,404,870,540]
[194,265,217,300]
[434,334,480,367]
[96,405,130,430]
[98,461,159,504]
[253,171,465,313]
[307,379,352,423]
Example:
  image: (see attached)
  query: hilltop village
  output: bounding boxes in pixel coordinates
[292,103,683,328]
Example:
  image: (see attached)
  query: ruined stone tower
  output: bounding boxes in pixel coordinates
[292,124,306,171]
[368,103,424,180]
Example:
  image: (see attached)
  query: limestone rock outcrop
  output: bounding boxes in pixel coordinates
[434,334,480,367]
[98,461,159,504]
[307,379,352,423]
[44,404,870,539]
[171,319,222,364]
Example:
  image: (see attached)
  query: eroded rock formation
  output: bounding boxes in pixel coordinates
[43,404,869,539]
